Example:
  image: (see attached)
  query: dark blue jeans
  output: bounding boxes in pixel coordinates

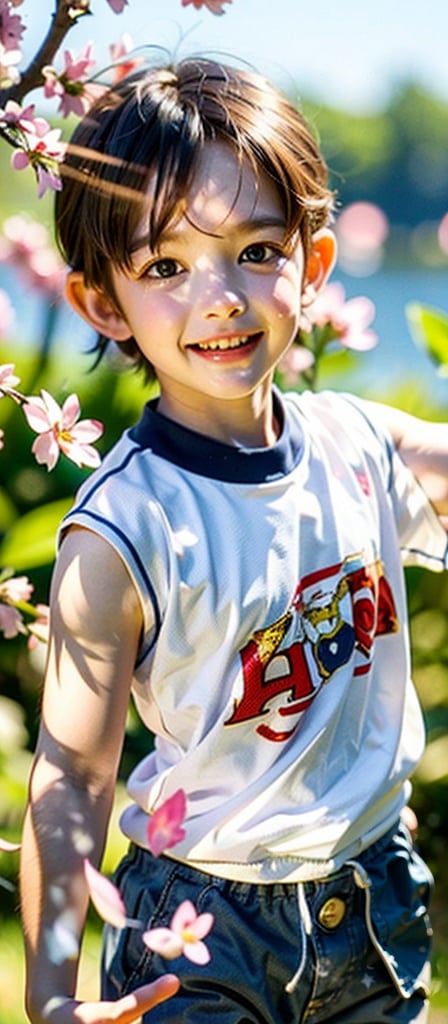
[101,819,432,1023]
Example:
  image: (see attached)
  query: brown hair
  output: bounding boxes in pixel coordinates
[55,57,334,378]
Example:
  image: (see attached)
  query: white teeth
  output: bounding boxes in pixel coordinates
[197,335,251,351]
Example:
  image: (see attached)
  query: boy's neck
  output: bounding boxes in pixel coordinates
[156,383,280,449]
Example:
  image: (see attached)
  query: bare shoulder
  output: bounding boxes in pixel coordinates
[38,526,144,777]
[53,525,143,640]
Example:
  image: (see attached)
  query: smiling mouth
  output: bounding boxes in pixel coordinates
[191,332,262,353]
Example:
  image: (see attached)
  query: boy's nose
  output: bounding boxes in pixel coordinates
[204,288,246,320]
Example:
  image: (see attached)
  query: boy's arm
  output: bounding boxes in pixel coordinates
[369,402,448,519]
[21,527,178,1024]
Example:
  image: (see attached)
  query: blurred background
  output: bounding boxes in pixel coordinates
[0,1,448,1020]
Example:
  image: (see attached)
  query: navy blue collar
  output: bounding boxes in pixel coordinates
[130,390,304,484]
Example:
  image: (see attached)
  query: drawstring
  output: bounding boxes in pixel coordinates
[286,859,430,1002]
[347,860,430,1000]
[285,882,313,994]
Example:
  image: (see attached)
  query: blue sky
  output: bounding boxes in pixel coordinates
[23,0,448,112]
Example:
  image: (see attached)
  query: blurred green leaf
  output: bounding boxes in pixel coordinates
[415,735,448,783]
[0,498,72,570]
[406,302,448,376]
[0,488,17,533]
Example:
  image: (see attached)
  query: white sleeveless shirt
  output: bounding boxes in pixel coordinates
[61,390,447,882]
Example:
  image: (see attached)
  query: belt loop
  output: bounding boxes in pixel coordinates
[285,883,312,994]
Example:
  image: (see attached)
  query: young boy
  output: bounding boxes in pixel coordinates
[20,58,448,1024]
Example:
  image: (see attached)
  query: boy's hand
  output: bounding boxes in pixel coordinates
[43,976,180,1023]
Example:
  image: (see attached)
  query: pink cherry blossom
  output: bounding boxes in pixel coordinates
[147,789,187,857]
[181,0,232,12]
[109,33,144,83]
[27,603,50,649]
[143,900,214,964]
[304,282,378,351]
[0,573,33,603]
[0,0,25,51]
[0,216,65,295]
[0,572,34,638]
[11,118,66,198]
[0,603,26,638]
[278,345,315,386]
[0,99,37,132]
[0,362,20,396]
[22,389,103,471]
[43,43,100,118]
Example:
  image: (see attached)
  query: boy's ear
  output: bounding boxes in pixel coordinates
[65,271,132,341]
[301,230,337,306]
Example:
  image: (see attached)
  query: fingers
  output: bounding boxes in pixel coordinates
[49,976,180,1023]
[116,976,181,1021]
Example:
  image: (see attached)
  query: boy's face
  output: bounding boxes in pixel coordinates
[71,142,334,442]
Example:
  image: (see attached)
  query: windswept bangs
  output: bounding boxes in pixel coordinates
[55,58,334,374]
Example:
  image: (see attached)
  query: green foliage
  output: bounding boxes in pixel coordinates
[303,82,448,234]
[406,303,448,376]
[0,497,73,570]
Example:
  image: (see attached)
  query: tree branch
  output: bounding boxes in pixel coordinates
[0,0,89,108]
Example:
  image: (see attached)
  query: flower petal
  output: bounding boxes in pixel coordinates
[31,432,59,471]
[61,392,81,429]
[57,439,101,469]
[11,149,29,170]
[40,388,64,426]
[170,899,197,935]
[70,418,104,443]
[84,859,128,928]
[183,939,211,965]
[147,789,187,857]
[187,911,214,941]
[22,397,51,432]
[142,927,184,959]
[342,328,378,352]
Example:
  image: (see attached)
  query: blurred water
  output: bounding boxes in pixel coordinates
[331,266,448,406]
[1,264,447,407]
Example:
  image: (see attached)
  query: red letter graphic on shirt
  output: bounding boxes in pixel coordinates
[225,556,398,741]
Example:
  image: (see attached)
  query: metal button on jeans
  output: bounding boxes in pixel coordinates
[317,896,347,929]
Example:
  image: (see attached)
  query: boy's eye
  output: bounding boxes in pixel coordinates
[240,243,280,264]
[145,258,183,279]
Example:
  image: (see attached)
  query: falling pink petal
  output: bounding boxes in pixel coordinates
[84,859,129,928]
[147,789,187,857]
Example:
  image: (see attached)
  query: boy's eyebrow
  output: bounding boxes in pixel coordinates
[130,216,288,256]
